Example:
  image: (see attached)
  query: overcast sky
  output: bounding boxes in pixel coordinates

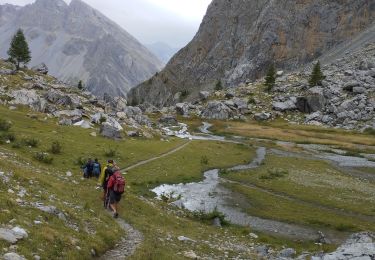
[0,0,212,48]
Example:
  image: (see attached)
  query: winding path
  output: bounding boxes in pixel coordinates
[101,141,191,259]
[121,141,191,172]
[99,218,143,260]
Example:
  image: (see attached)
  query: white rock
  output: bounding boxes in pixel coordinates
[0,229,18,244]
[3,252,26,260]
[177,236,196,243]
[66,171,72,177]
[11,227,28,239]
[184,250,198,259]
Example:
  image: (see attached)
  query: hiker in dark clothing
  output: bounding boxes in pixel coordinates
[93,158,101,178]
[84,158,94,178]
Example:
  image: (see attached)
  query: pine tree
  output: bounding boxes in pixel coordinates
[7,29,31,70]
[78,80,83,90]
[309,61,325,86]
[264,64,276,92]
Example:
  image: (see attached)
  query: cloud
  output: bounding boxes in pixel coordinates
[0,0,211,48]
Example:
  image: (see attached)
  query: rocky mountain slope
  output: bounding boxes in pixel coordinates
[151,43,375,131]
[146,42,180,65]
[0,0,163,97]
[128,0,375,107]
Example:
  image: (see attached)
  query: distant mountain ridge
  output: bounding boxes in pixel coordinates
[128,0,375,107]
[0,0,163,97]
[146,42,180,65]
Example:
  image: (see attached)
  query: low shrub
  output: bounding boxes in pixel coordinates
[104,148,117,157]
[200,155,209,165]
[0,132,16,142]
[34,152,53,164]
[364,128,375,135]
[22,138,39,148]
[260,169,289,180]
[75,156,87,166]
[192,208,229,226]
[11,141,23,149]
[0,119,11,131]
[50,141,62,154]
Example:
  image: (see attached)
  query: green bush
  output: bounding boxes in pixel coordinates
[0,119,11,131]
[34,152,53,164]
[22,138,39,147]
[75,156,87,166]
[260,169,289,180]
[11,142,23,149]
[104,148,117,157]
[192,208,229,226]
[200,155,209,165]
[364,128,375,135]
[50,141,62,154]
[0,132,16,142]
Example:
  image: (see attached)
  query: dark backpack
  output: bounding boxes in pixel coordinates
[113,172,126,194]
[105,166,114,181]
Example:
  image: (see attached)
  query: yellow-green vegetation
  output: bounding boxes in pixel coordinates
[211,120,375,151]
[0,105,264,259]
[221,155,375,234]
[127,141,253,196]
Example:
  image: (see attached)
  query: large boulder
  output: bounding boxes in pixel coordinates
[32,63,48,75]
[175,103,189,116]
[272,99,296,112]
[124,106,143,118]
[296,95,326,113]
[100,118,123,139]
[201,101,234,120]
[44,90,80,108]
[254,112,271,121]
[312,232,375,260]
[199,91,210,101]
[159,114,178,125]
[9,90,45,112]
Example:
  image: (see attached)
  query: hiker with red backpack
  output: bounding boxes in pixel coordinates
[107,169,126,218]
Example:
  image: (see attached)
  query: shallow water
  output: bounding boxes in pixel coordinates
[152,147,331,241]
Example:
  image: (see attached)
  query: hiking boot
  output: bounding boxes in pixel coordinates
[113,212,119,218]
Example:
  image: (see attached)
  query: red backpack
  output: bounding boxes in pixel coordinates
[113,172,126,194]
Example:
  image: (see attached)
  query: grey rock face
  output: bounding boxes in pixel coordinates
[128,0,375,107]
[100,121,123,139]
[296,95,326,114]
[159,114,177,126]
[201,101,234,120]
[32,63,48,74]
[3,253,26,260]
[312,232,375,260]
[254,112,271,121]
[0,0,163,97]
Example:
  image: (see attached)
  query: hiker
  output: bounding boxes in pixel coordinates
[99,160,115,208]
[93,158,101,179]
[84,158,94,178]
[107,169,126,218]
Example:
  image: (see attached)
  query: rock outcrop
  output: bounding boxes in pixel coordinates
[128,0,375,107]
[0,0,163,97]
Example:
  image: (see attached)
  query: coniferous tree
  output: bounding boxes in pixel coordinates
[7,29,31,70]
[309,61,325,86]
[264,64,276,92]
[78,80,83,90]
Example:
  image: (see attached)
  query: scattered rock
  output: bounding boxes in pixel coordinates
[184,250,199,259]
[3,252,26,260]
[279,248,296,258]
[159,115,178,125]
[32,63,49,74]
[0,228,18,244]
[177,236,196,243]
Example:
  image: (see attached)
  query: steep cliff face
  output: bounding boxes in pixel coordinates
[0,0,163,97]
[128,0,375,107]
